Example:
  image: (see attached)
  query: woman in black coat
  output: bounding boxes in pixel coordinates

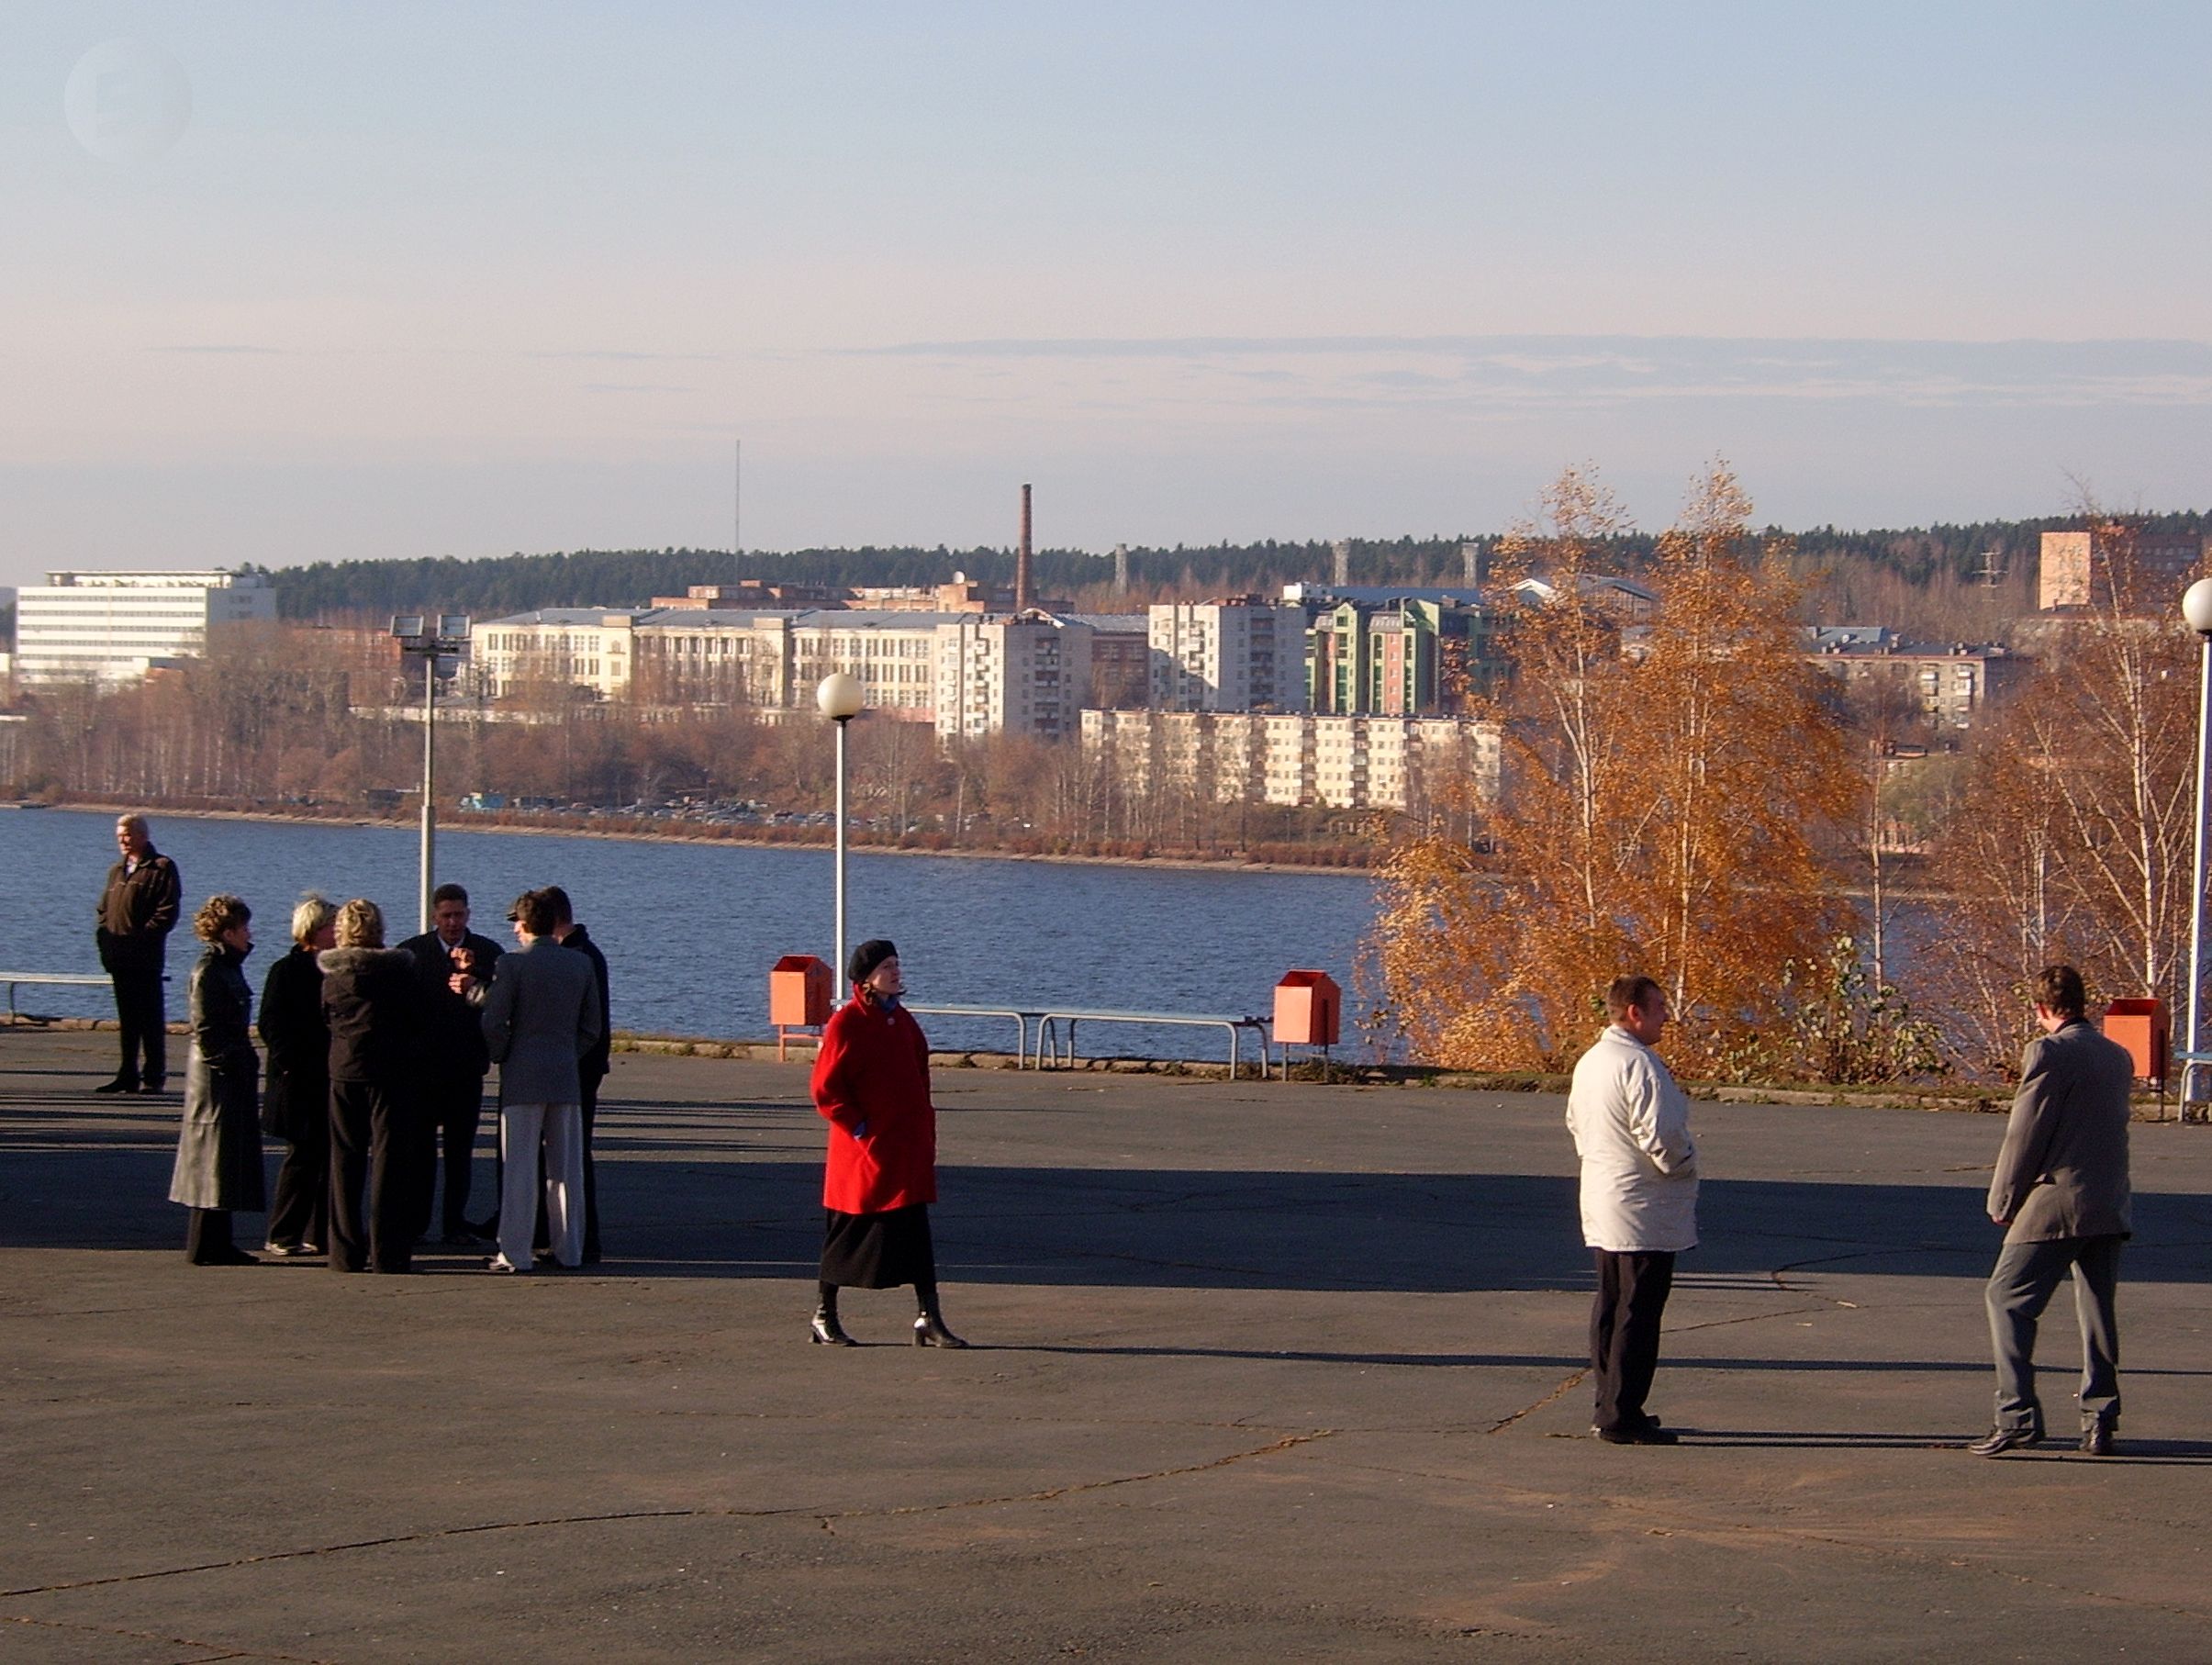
[167,895,263,1265]
[259,893,335,1257]
[318,898,426,1274]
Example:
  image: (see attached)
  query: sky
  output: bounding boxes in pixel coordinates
[4,2,2210,587]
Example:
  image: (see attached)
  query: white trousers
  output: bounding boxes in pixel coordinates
[498,1101,584,1269]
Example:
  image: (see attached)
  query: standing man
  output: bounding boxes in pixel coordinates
[397,883,502,1245]
[1970,964,2134,1458]
[475,889,600,1273]
[1566,974,1697,1447]
[541,886,610,1264]
[94,813,182,1095]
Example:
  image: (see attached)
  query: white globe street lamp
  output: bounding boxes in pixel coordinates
[2182,578,2212,1115]
[816,673,866,989]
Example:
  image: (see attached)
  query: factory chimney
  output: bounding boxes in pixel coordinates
[1113,542,1128,593]
[1015,483,1034,612]
[1331,539,1351,588]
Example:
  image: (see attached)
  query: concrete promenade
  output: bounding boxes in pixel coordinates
[6,1024,2212,1662]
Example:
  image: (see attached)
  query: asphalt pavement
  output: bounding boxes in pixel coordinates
[6,1024,2211,1662]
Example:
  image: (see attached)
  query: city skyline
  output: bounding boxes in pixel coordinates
[6,3,2210,587]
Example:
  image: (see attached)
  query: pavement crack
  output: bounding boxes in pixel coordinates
[1486,1369,1589,1435]
[1,1612,332,1663]
[0,1436,1334,1601]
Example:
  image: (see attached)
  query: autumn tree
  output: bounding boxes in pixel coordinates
[1366,463,1854,1074]
[1917,508,2201,1075]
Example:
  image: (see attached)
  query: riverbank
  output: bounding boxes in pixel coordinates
[26,798,1378,878]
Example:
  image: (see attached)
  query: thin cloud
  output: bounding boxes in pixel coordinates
[145,344,286,355]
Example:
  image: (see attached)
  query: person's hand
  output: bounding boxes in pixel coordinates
[1991,1212,2012,1227]
[447,971,473,996]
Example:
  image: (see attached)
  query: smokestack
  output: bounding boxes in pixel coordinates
[1461,542,1485,589]
[1113,542,1128,593]
[1015,483,1034,612]
[1332,539,1351,587]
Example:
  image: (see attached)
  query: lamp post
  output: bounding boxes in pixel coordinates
[2181,582,2212,1115]
[816,671,865,989]
[391,613,472,933]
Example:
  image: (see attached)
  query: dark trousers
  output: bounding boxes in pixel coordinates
[184,1207,233,1263]
[109,964,166,1088]
[329,1079,414,1273]
[1590,1248,1677,1434]
[267,1114,330,1251]
[410,1074,485,1238]
[1986,1234,2123,1433]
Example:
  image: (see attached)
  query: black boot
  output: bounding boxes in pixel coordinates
[810,1282,856,1346]
[913,1285,968,1348]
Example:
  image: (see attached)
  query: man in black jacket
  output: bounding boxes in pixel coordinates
[542,886,610,1262]
[94,813,181,1095]
[397,883,503,1244]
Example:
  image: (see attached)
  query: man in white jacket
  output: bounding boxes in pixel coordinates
[1566,974,1698,1445]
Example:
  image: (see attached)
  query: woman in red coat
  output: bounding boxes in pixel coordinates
[809,939,966,1347]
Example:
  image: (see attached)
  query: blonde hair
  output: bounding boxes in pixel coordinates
[193,894,251,944]
[291,892,337,947]
[334,898,385,949]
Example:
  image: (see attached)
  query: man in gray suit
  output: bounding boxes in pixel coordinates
[474,889,602,1274]
[1970,963,2134,1457]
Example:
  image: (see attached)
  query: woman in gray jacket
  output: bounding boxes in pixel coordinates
[168,895,264,1265]
[474,888,602,1273]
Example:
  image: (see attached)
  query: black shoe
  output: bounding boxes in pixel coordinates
[139,1079,166,1094]
[1967,1425,2043,1457]
[1592,1414,1662,1436]
[913,1313,969,1349]
[810,1308,856,1347]
[94,1078,136,1094]
[191,1246,259,1268]
[1594,1424,1678,1446]
[2080,1424,2117,1457]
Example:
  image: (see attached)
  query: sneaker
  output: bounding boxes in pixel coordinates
[262,1241,310,1257]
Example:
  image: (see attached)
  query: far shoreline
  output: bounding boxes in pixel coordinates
[27,799,1380,880]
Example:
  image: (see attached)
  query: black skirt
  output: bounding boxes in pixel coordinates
[820,1202,935,1289]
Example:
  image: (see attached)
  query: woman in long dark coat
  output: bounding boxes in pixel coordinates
[167,894,263,1265]
[318,898,425,1274]
[258,893,335,1257]
[808,938,966,1347]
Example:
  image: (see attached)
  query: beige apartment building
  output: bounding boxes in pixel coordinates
[1082,709,1499,813]
[473,605,1095,738]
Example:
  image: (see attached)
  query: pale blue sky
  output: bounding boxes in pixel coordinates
[4,3,2208,584]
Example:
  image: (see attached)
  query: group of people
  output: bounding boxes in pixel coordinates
[1567,965,2136,1455]
[106,814,2137,1444]
[100,815,611,1277]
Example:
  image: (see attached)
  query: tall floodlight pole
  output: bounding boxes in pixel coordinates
[816,671,865,990]
[391,613,473,935]
[2180,579,2212,1115]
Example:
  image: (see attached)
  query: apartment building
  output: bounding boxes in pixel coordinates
[1148,598,1309,712]
[14,569,276,685]
[1306,595,1494,715]
[934,612,1093,740]
[1802,625,2020,730]
[1082,709,1499,813]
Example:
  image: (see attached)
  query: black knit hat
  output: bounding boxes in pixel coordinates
[848,938,898,985]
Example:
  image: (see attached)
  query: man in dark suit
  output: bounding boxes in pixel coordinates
[541,886,610,1263]
[1970,963,2134,1458]
[94,813,181,1095]
[397,883,503,1245]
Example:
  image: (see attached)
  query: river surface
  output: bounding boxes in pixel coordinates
[4,808,1378,1061]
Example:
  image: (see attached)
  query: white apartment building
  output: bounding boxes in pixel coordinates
[472,605,1097,735]
[14,569,277,685]
[935,612,1093,741]
[470,609,655,701]
[1148,599,1310,712]
[1082,710,1499,813]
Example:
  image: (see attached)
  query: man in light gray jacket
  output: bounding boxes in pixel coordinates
[1970,963,2134,1457]
[1565,974,1697,1447]
[475,888,602,1273]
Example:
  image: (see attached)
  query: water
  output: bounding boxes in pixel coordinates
[6,808,1378,1060]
